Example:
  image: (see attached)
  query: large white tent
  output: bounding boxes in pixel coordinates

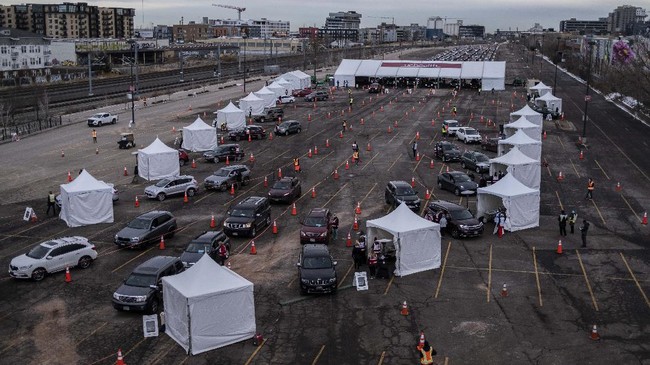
[238,92,266,117]
[214,102,246,131]
[498,129,542,160]
[254,87,278,108]
[529,81,552,97]
[489,146,541,189]
[266,81,286,98]
[163,255,255,355]
[535,93,563,113]
[280,70,311,90]
[138,138,180,181]
[59,169,114,227]
[182,116,217,152]
[333,59,362,87]
[482,62,507,91]
[275,77,294,95]
[504,116,542,140]
[510,104,543,126]
[477,174,540,232]
[366,203,441,277]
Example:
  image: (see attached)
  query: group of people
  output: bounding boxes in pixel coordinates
[351,233,390,279]
[558,209,590,248]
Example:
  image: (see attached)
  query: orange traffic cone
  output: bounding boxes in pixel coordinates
[30,211,38,222]
[278,167,282,178]
[61,149,65,158]
[183,191,189,203]
[429,159,434,169]
[95,147,99,154]
[230,184,235,196]
[272,220,278,234]
[346,232,352,247]
[308,113,312,121]
[387,125,392,133]
[366,142,372,151]
[590,325,600,341]
[67,171,72,182]
[249,153,255,162]
[411,177,416,188]
[210,215,216,228]
[172,126,176,133]
[557,171,564,181]
[123,166,128,176]
[225,156,230,166]
[227,261,231,269]
[431,119,435,126]
[418,331,425,347]
[415,152,420,161]
[642,212,648,225]
[134,196,140,208]
[446,165,450,173]
[314,146,318,155]
[269,132,273,140]
[339,130,344,138]
[248,133,252,142]
[264,176,268,187]
[543,131,547,139]
[220,135,225,144]
[394,120,398,128]
[579,150,584,160]
[115,348,126,365]
[353,216,359,230]
[333,169,339,179]
[556,240,563,254]
[360,118,364,125]
[326,139,330,148]
[501,283,508,297]
[308,148,312,158]
[615,182,622,192]
[355,202,361,215]
[498,224,504,238]
[416,131,420,140]
[425,189,431,200]
[159,236,165,250]
[401,301,409,316]
[311,187,316,198]
[250,241,257,255]
[291,203,297,216]
[65,267,71,283]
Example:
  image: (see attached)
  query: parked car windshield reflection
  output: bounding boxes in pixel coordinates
[124,273,157,287]
[27,244,50,259]
[155,179,171,187]
[304,257,332,269]
[127,218,150,229]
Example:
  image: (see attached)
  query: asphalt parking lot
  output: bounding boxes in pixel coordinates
[0,45,648,365]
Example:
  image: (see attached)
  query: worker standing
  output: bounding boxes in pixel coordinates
[46,190,57,216]
[293,157,301,173]
[585,178,595,200]
[91,129,97,143]
[441,124,448,138]
[416,340,435,364]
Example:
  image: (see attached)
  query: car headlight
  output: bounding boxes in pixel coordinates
[133,295,148,303]
[319,232,327,237]
[414,198,421,204]
[131,237,140,242]
[115,234,119,240]
[243,223,251,228]
[300,231,306,237]
[113,293,120,300]
[18,264,33,270]
[301,278,309,284]
[328,278,337,283]
[478,222,484,227]
[459,224,468,228]
[283,192,291,196]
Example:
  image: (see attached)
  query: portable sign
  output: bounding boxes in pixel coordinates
[354,271,369,291]
[143,314,159,338]
[23,207,33,221]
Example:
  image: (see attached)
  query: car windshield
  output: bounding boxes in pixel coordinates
[155,179,171,187]
[303,217,328,227]
[464,129,478,135]
[214,169,230,177]
[230,208,254,218]
[91,113,104,118]
[441,144,456,151]
[279,123,290,128]
[446,121,459,127]
[26,244,51,259]
[124,273,157,287]
[127,218,150,229]
[303,256,332,269]
[396,187,416,196]
[450,209,474,220]
[185,243,211,253]
[272,181,291,190]
[476,155,489,162]
[453,174,472,182]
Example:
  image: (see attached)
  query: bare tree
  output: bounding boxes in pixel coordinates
[597,40,650,107]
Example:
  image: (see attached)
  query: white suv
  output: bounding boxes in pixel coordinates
[144,175,199,201]
[9,236,97,281]
[443,120,461,136]
[277,95,295,104]
[456,127,482,144]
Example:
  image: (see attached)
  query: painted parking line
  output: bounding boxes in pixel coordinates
[361,153,380,171]
[244,339,267,365]
[619,194,642,222]
[378,351,386,365]
[261,149,289,166]
[532,247,543,307]
[386,131,401,145]
[338,263,354,289]
[434,241,452,299]
[555,191,564,211]
[149,338,177,365]
[312,345,326,365]
[590,199,606,226]
[310,150,335,168]
[0,219,51,243]
[323,182,349,208]
[556,135,565,150]
[386,152,402,172]
[593,159,611,180]
[192,191,214,204]
[111,246,155,273]
[486,244,493,303]
[3,227,71,258]
[569,159,581,178]
[619,253,650,309]
[383,275,395,295]
[575,250,599,312]
[75,322,107,346]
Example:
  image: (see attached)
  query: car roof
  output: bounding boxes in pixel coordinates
[167,175,194,180]
[41,236,88,248]
[137,210,173,219]
[219,165,248,171]
[306,208,329,217]
[429,200,466,211]
[390,180,412,188]
[448,171,469,177]
[235,196,267,207]
[277,176,297,182]
[133,256,179,274]
[302,244,331,256]
[192,230,223,242]
[444,119,459,123]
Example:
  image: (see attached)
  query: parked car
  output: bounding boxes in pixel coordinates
[56,184,118,208]
[460,151,490,173]
[180,231,230,268]
[9,236,97,281]
[114,211,177,248]
[277,95,295,104]
[437,171,479,196]
[223,196,271,237]
[434,141,462,162]
[300,208,334,244]
[268,176,301,203]
[202,144,244,163]
[228,125,266,141]
[297,244,338,295]
[456,127,482,144]
[384,180,421,212]
[442,120,461,136]
[424,200,484,238]
[274,120,302,136]
[112,256,185,313]
[304,91,329,102]
[204,165,251,191]
[87,112,117,127]
[368,83,381,93]
[178,149,189,166]
[253,107,284,123]
[292,88,312,97]
[481,137,501,153]
[117,132,136,149]
[144,175,199,201]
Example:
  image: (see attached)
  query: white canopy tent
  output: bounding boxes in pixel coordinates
[275,77,294,95]
[529,81,552,97]
[59,169,114,227]
[138,138,180,181]
[279,70,311,90]
[504,116,542,141]
[333,59,362,87]
[254,87,278,108]
[163,255,255,355]
[356,60,383,78]
[477,174,540,232]
[481,62,506,91]
[238,92,266,117]
[510,104,543,126]
[266,82,285,98]
[498,129,542,160]
[182,117,217,152]
[214,102,246,131]
[489,146,541,189]
[535,93,563,113]
[366,203,441,277]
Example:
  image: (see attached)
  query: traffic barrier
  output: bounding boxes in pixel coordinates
[326,139,330,148]
[579,150,584,160]
[355,202,362,215]
[272,220,278,234]
[346,232,352,247]
[67,171,72,182]
[333,169,339,179]
[115,349,126,365]
[134,196,140,207]
[590,325,600,341]
[615,182,622,192]
[345,160,350,170]
[225,156,230,166]
[387,125,392,133]
[124,166,128,176]
[418,331,425,347]
[557,171,564,181]
[311,187,316,198]
[411,177,416,188]
[308,149,312,158]
[416,152,420,161]
[249,153,255,162]
[353,216,359,231]
[425,189,431,200]
[642,212,648,225]
[291,203,297,216]
[183,191,189,203]
[430,159,435,169]
[314,146,318,155]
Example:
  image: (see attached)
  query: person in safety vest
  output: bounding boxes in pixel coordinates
[416,340,435,364]
[293,157,301,173]
[585,178,595,200]
[217,241,228,266]
[46,191,57,216]
[441,124,448,138]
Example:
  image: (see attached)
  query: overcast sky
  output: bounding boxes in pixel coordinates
[33,1,641,32]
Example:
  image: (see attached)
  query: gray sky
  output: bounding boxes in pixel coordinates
[34,1,639,32]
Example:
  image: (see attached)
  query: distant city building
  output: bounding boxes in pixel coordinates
[559,18,608,35]
[426,17,445,40]
[458,25,485,38]
[443,20,463,37]
[325,11,361,29]
[0,28,51,75]
[204,17,289,39]
[298,27,319,40]
[320,11,362,44]
[0,2,134,39]
[173,23,210,43]
[608,5,647,34]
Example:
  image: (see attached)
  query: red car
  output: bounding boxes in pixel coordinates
[292,88,313,97]
[178,149,189,166]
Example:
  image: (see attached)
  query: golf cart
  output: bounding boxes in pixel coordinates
[117,132,136,149]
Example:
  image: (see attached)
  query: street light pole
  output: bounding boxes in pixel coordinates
[553,37,561,91]
[539,34,544,77]
[243,35,247,93]
[179,51,184,82]
[87,53,94,96]
[582,41,596,143]
[129,61,135,126]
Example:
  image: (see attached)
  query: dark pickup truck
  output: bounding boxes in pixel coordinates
[253,108,284,123]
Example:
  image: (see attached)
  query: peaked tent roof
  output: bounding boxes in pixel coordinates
[218,101,243,113]
[241,92,264,102]
[536,92,561,102]
[276,77,291,85]
[139,137,176,154]
[490,145,540,165]
[356,60,383,77]
[511,104,542,117]
[530,81,551,90]
[288,70,310,78]
[367,202,438,233]
[334,59,362,76]
[61,169,111,193]
[255,86,276,95]
[268,81,284,89]
[499,129,542,146]
[185,116,213,130]
[477,173,538,197]
[504,116,539,130]
[461,62,484,78]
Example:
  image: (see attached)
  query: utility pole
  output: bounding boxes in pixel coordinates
[553,37,561,91]
[87,53,94,96]
[582,40,596,144]
[179,51,184,82]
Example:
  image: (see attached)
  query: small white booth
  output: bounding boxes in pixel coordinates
[266,81,286,98]
[535,93,563,114]
[529,81,552,97]
[477,174,540,232]
[163,255,256,355]
[489,146,541,189]
[214,102,246,131]
[275,77,294,95]
[59,169,114,227]
[238,92,266,117]
[504,116,542,141]
[510,104,543,126]
[182,116,217,152]
[366,203,441,277]
[280,70,311,90]
[498,129,542,160]
[138,138,180,181]
[254,87,279,108]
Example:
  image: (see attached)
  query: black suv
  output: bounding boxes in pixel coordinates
[274,120,302,136]
[304,91,329,102]
[434,141,461,162]
[268,176,301,203]
[297,244,337,295]
[437,171,479,196]
[460,151,490,173]
[424,200,484,238]
[114,211,177,248]
[180,230,230,268]
[253,107,284,123]
[385,181,421,212]
[202,144,245,163]
[223,196,272,237]
[228,125,267,141]
[112,256,185,313]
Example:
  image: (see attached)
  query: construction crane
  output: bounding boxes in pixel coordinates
[212,4,246,20]
[367,16,395,25]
